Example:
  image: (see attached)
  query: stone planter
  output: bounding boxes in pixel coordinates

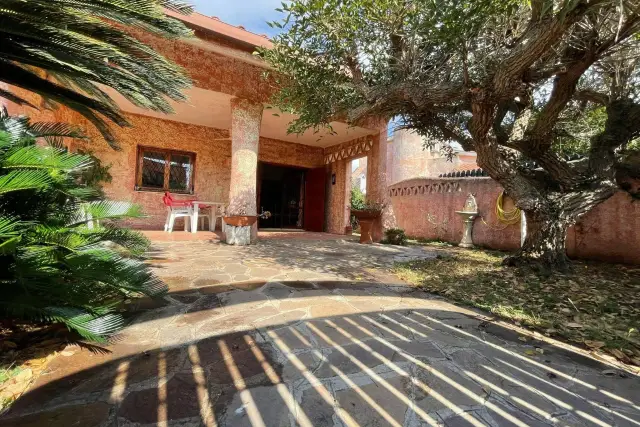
[223,216,258,245]
[351,210,382,244]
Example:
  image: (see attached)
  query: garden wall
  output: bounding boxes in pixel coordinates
[389,177,640,264]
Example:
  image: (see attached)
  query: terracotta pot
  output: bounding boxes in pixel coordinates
[345,225,353,235]
[358,219,374,244]
[351,209,382,220]
[223,216,258,227]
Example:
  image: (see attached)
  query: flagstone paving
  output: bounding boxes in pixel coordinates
[1,235,639,427]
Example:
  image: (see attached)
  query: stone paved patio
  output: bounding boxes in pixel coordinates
[1,234,639,427]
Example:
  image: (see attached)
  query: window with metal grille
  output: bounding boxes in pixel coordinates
[135,147,195,193]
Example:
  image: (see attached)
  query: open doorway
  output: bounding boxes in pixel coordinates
[349,156,368,232]
[258,162,305,230]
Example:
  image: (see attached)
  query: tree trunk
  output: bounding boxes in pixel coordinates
[502,184,617,271]
[504,210,571,271]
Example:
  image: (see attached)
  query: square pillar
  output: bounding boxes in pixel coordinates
[225,98,263,245]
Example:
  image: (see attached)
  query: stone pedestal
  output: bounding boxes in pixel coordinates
[456,212,478,248]
[358,219,374,244]
[223,223,253,246]
[226,98,263,245]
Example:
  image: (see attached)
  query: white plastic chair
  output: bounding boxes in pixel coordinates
[162,193,193,233]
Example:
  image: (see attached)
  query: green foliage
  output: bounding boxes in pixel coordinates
[262,0,521,134]
[350,185,366,210]
[76,149,113,198]
[555,107,606,157]
[0,0,194,146]
[384,228,408,246]
[349,185,365,228]
[0,110,165,342]
[264,0,640,172]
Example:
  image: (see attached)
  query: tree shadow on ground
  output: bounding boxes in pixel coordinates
[2,281,639,427]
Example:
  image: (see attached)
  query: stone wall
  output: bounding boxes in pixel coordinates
[5,89,328,230]
[73,113,232,230]
[259,137,324,169]
[126,28,275,103]
[390,177,640,264]
[83,116,326,230]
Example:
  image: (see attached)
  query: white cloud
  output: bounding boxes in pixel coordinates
[190,0,286,36]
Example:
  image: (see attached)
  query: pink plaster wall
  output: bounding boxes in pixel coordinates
[390,178,640,264]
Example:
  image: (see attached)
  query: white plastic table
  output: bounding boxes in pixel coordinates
[190,201,226,233]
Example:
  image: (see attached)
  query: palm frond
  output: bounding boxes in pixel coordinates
[0,61,128,147]
[44,307,125,343]
[0,0,193,144]
[0,88,38,109]
[0,215,23,236]
[0,169,52,194]
[0,111,160,342]
[73,201,145,225]
[78,226,150,255]
[29,122,85,139]
[4,146,93,171]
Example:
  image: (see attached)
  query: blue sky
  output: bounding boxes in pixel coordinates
[190,0,285,37]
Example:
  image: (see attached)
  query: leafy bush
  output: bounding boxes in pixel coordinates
[0,110,166,342]
[384,228,408,246]
[350,185,366,229]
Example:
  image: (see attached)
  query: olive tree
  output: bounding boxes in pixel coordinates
[262,0,640,270]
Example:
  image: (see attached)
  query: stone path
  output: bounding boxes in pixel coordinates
[2,236,639,427]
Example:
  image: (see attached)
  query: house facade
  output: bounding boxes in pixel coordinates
[5,12,389,239]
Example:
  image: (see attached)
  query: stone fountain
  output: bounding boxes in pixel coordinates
[455,194,478,248]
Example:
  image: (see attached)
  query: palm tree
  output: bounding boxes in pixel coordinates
[0,0,194,147]
[0,107,166,342]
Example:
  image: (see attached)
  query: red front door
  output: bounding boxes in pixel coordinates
[304,167,326,232]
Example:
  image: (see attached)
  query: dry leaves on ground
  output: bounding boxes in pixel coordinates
[393,245,640,368]
[0,327,68,414]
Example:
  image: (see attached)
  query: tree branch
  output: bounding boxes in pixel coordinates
[493,10,583,98]
[575,89,610,104]
[590,98,640,180]
[348,81,467,123]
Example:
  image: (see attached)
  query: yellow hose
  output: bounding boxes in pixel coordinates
[495,191,521,225]
[480,191,521,230]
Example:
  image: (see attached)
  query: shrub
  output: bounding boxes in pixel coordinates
[0,110,166,342]
[384,228,408,246]
[350,185,366,229]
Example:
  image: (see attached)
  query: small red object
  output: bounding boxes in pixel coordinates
[163,192,195,208]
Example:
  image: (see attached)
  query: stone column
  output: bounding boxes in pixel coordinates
[225,98,263,245]
[366,118,395,242]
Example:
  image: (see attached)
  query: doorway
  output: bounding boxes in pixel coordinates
[258,163,306,229]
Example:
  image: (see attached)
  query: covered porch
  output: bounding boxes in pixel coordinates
[5,12,391,243]
[72,18,391,242]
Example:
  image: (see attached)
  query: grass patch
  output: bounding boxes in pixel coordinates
[0,366,23,384]
[393,244,640,367]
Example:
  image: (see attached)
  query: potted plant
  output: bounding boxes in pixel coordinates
[223,208,272,226]
[351,201,384,244]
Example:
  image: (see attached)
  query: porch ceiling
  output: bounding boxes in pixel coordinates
[105,87,374,148]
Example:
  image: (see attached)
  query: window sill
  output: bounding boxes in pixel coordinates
[134,187,194,195]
